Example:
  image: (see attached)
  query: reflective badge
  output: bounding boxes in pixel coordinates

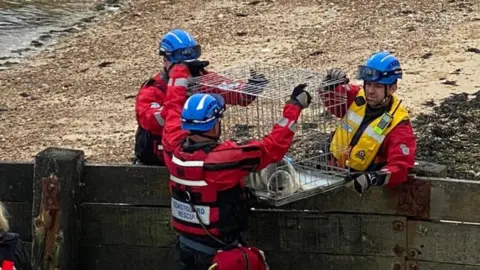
[374,112,393,135]
[400,144,410,155]
[355,150,366,160]
[171,198,210,225]
[150,102,161,109]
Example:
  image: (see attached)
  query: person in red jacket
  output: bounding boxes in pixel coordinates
[161,63,312,270]
[134,28,266,165]
[320,51,416,194]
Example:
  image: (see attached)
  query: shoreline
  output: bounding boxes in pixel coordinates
[0,0,479,164]
[0,0,129,70]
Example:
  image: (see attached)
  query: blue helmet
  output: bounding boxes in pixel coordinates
[357,51,403,85]
[159,29,202,63]
[181,93,226,132]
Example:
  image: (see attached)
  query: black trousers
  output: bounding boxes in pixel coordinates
[174,240,215,270]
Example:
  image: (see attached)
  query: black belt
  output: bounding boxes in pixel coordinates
[179,235,239,255]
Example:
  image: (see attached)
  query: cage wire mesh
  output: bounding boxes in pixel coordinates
[189,62,352,206]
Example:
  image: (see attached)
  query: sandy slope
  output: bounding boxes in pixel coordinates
[0,0,478,163]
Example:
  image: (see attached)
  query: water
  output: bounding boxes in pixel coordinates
[0,0,103,66]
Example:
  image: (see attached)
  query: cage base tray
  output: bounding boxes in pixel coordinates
[249,177,348,207]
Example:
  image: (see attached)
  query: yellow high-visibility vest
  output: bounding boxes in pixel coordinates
[329,89,409,171]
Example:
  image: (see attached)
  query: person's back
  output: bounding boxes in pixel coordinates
[134,71,169,165]
[0,203,31,270]
[167,135,290,249]
[161,63,312,269]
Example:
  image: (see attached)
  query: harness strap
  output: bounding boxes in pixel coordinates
[179,235,241,256]
[180,235,237,255]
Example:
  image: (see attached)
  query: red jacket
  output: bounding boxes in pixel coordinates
[134,72,168,165]
[321,84,417,187]
[135,72,168,138]
[134,70,259,165]
[161,65,302,243]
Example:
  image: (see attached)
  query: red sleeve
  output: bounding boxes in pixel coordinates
[198,71,257,106]
[135,84,166,136]
[204,102,302,186]
[380,121,417,187]
[161,66,190,156]
[320,84,360,118]
[253,103,302,170]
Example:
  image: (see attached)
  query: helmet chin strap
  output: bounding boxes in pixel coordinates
[164,62,174,74]
[380,84,392,107]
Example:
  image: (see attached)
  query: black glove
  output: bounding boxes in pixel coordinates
[248,69,269,88]
[321,68,349,92]
[184,60,210,77]
[345,171,388,194]
[288,83,312,109]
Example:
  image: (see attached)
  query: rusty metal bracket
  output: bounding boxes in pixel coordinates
[33,173,62,270]
[42,174,60,212]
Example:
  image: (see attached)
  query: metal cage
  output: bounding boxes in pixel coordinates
[188,62,351,206]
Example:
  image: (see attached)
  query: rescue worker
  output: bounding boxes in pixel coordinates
[161,63,312,269]
[320,51,417,194]
[134,29,265,165]
[0,202,32,270]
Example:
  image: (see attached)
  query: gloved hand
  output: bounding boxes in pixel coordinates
[184,60,210,77]
[345,171,387,194]
[248,69,269,88]
[321,68,349,92]
[326,68,347,81]
[288,83,312,109]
